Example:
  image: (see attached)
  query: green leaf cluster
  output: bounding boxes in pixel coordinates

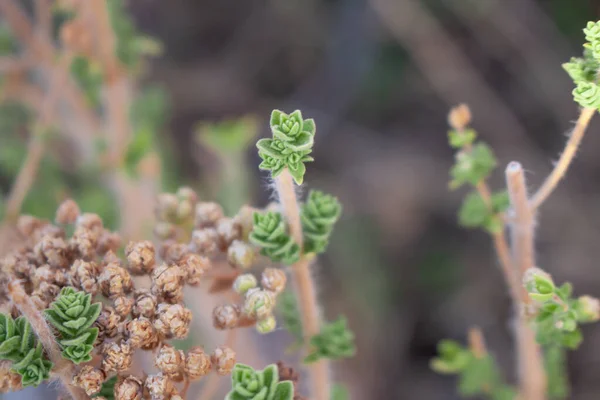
[257,110,316,185]
[564,21,600,108]
[249,212,300,265]
[458,191,509,234]
[225,363,294,400]
[301,190,342,254]
[45,287,102,364]
[304,316,355,364]
[431,340,516,400]
[449,144,497,189]
[94,375,117,400]
[0,314,53,388]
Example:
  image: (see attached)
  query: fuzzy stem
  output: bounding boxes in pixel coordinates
[530,107,595,210]
[274,169,330,400]
[8,281,86,400]
[506,162,546,400]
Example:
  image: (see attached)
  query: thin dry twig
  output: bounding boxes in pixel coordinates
[275,169,330,400]
[530,107,596,210]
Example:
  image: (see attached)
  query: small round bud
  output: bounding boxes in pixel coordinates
[126,241,156,275]
[55,199,80,225]
[95,306,120,340]
[76,213,103,231]
[216,218,242,249]
[145,373,175,400]
[154,303,192,339]
[151,264,184,304]
[72,366,104,396]
[184,347,211,381]
[179,253,210,286]
[195,202,224,228]
[113,295,134,318]
[99,262,133,298]
[155,193,179,221]
[177,187,198,203]
[577,295,600,322]
[176,200,194,221]
[124,317,157,349]
[70,259,101,295]
[211,346,236,375]
[256,315,276,334]
[154,222,176,240]
[212,305,240,330]
[190,228,219,256]
[243,289,275,320]
[261,268,286,294]
[523,267,555,303]
[233,274,257,295]
[448,104,472,131]
[115,375,144,400]
[155,344,183,378]
[160,242,189,264]
[132,289,158,318]
[102,341,133,373]
[227,240,255,269]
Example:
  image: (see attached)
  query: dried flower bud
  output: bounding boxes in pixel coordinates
[256,315,276,334]
[211,346,236,375]
[126,241,156,275]
[151,264,184,303]
[190,228,219,256]
[233,274,257,295]
[95,306,120,340]
[145,373,175,400]
[216,218,242,250]
[55,199,80,225]
[160,242,189,264]
[132,289,158,318]
[70,259,100,295]
[76,213,103,231]
[155,344,183,377]
[235,205,258,240]
[243,289,276,320]
[184,347,211,381]
[0,369,22,392]
[179,253,210,286]
[261,268,287,294]
[124,317,157,349]
[99,262,133,298]
[70,227,98,259]
[115,375,144,400]
[227,240,255,269]
[97,231,122,255]
[34,236,69,269]
[212,305,240,330]
[195,202,223,228]
[16,215,45,237]
[32,265,55,287]
[154,222,176,240]
[154,303,192,339]
[156,194,179,221]
[114,295,134,318]
[577,295,600,322]
[448,104,472,131]
[72,366,105,396]
[102,341,133,373]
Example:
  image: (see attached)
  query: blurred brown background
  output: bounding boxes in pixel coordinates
[6,0,600,398]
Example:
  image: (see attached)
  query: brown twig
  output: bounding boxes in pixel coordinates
[275,169,330,400]
[506,162,546,400]
[530,107,596,210]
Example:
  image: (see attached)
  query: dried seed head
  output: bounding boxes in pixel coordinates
[155,344,183,377]
[256,315,276,334]
[154,222,175,240]
[211,346,236,375]
[101,341,133,373]
[145,373,175,400]
[124,317,156,349]
[184,347,211,381]
[178,253,210,286]
[126,241,156,275]
[243,289,276,320]
[154,303,192,339]
[99,262,133,298]
[97,231,122,255]
[212,305,240,330]
[132,289,158,318]
[72,366,105,396]
[227,240,255,269]
[34,235,69,269]
[261,268,287,294]
[113,295,134,318]
[34,282,60,306]
[215,218,242,250]
[55,199,80,225]
[70,259,100,295]
[195,202,223,228]
[115,375,144,400]
[235,205,258,239]
[233,274,257,295]
[276,361,299,393]
[160,242,189,264]
[16,215,46,238]
[448,104,472,131]
[32,264,55,287]
[95,306,121,340]
[151,264,184,303]
[76,213,103,231]
[156,193,179,221]
[190,228,219,256]
[0,369,22,392]
[70,227,99,259]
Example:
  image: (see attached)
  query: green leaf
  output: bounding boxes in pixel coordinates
[304,316,355,363]
[448,129,477,149]
[249,212,300,265]
[273,381,294,400]
[449,143,497,189]
[301,190,342,254]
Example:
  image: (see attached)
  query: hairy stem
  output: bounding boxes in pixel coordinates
[530,107,595,210]
[506,162,546,400]
[274,169,330,400]
[8,282,86,400]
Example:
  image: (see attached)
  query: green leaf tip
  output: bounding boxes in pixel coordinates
[304,316,355,364]
[45,286,102,364]
[449,143,497,190]
[225,363,294,400]
[458,190,507,234]
[301,190,342,254]
[249,211,300,265]
[258,109,316,185]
